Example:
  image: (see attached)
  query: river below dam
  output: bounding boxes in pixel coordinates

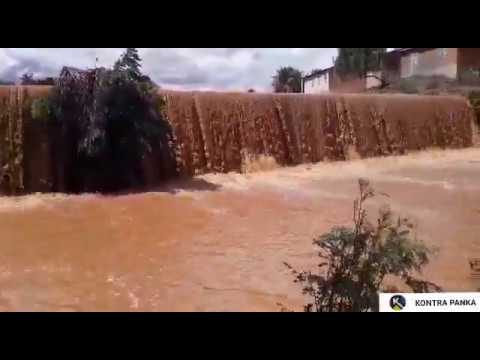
[1,148,480,311]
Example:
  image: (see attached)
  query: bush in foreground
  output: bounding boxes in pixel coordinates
[284,179,441,312]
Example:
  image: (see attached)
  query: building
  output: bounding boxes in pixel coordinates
[303,68,331,94]
[59,66,89,81]
[302,67,372,94]
[385,48,480,80]
[58,66,91,88]
[58,66,108,92]
[302,48,480,94]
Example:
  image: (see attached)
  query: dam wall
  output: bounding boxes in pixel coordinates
[0,86,475,193]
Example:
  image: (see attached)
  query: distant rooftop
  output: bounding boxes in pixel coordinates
[303,67,333,80]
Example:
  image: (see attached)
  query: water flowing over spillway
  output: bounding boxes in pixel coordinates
[0,86,476,193]
[162,90,474,176]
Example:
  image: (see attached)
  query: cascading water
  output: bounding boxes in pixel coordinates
[163,91,474,176]
[0,86,475,194]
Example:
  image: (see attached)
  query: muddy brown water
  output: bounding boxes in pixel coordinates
[1,148,480,311]
[1,87,475,194]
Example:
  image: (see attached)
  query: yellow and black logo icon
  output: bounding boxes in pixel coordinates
[389,295,406,311]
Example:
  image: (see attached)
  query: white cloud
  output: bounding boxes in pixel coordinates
[0,48,338,91]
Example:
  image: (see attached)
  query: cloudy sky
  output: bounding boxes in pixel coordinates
[0,48,339,91]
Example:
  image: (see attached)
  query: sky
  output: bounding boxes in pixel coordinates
[0,48,339,91]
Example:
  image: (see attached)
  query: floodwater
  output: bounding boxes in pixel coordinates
[1,148,480,311]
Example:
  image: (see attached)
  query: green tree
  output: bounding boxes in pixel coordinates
[47,50,174,193]
[469,91,480,128]
[19,73,55,85]
[114,48,143,81]
[272,66,302,93]
[335,48,387,86]
[284,178,441,312]
[20,72,35,85]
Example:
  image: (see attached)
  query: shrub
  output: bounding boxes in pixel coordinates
[284,178,441,312]
[398,79,419,94]
[459,68,480,86]
[31,98,51,122]
[46,65,173,193]
[425,77,441,90]
[468,91,480,128]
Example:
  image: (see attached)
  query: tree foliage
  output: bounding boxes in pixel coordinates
[114,48,143,82]
[46,48,173,193]
[285,178,441,312]
[20,72,55,85]
[272,66,302,93]
[20,72,34,85]
[335,48,387,78]
[469,91,480,128]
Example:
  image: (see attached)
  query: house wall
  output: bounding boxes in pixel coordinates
[305,68,378,94]
[304,72,330,94]
[400,48,458,79]
[457,48,480,74]
[329,71,366,93]
[366,71,383,89]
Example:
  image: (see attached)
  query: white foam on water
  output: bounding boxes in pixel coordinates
[198,148,480,195]
[0,193,73,212]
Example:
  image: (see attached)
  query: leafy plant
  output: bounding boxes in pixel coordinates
[284,178,441,312]
[31,98,51,122]
[114,48,145,82]
[425,77,441,90]
[468,91,480,128]
[459,68,480,86]
[272,67,302,93]
[398,79,419,94]
[335,48,387,78]
[20,72,35,85]
[45,48,174,193]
